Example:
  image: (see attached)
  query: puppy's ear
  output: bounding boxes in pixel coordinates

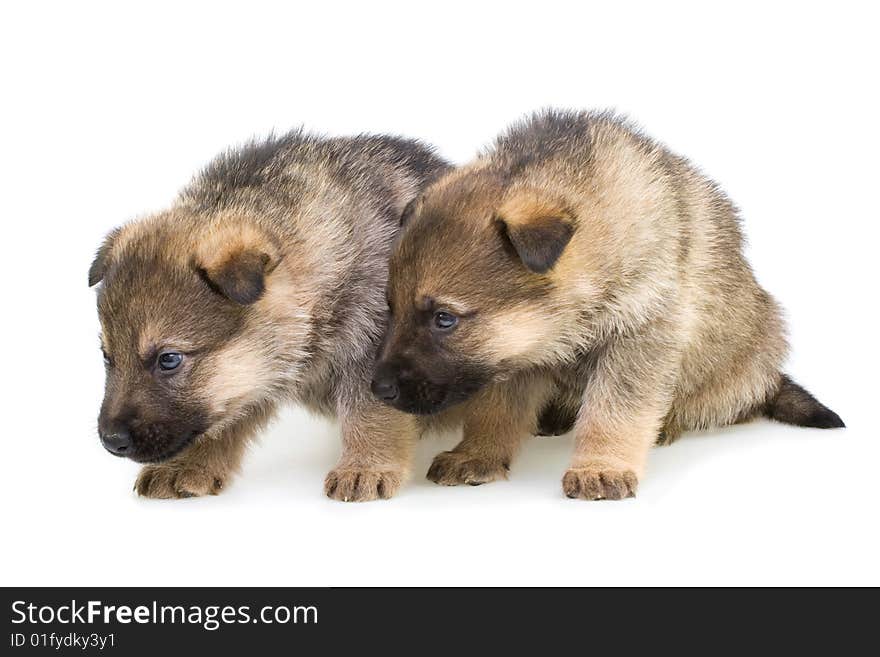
[399,196,422,228]
[89,228,122,286]
[196,224,280,305]
[495,193,574,274]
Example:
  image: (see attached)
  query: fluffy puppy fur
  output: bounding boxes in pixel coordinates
[373,109,844,499]
[91,131,449,501]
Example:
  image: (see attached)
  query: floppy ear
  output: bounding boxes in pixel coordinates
[89,228,122,286]
[399,196,422,228]
[495,193,575,274]
[196,225,280,305]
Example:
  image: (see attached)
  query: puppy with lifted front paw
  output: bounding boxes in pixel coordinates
[91,131,449,501]
[372,109,844,500]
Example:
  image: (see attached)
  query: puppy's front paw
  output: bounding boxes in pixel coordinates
[427,451,509,486]
[562,467,638,500]
[324,468,402,502]
[135,465,226,499]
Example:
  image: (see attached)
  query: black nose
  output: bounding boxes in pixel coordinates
[371,375,399,402]
[101,428,132,456]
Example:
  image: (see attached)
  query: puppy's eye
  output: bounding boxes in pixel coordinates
[157,351,183,371]
[101,350,112,366]
[433,311,458,330]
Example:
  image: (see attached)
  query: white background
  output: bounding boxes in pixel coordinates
[1,1,877,586]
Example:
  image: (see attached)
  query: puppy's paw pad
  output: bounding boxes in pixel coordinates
[562,467,638,500]
[135,466,225,499]
[426,451,509,486]
[324,468,402,502]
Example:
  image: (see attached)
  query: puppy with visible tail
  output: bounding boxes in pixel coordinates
[538,371,845,441]
[766,375,844,429]
[373,109,845,500]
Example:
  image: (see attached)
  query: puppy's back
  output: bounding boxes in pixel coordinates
[181,130,449,222]
[486,110,794,433]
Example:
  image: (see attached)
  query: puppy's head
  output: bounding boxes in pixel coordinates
[90,212,295,462]
[372,172,578,415]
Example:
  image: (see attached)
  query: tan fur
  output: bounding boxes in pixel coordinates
[377,110,843,501]
[196,218,281,268]
[496,193,573,231]
[427,374,553,486]
[482,307,561,364]
[92,132,450,501]
[324,400,418,501]
[135,404,273,499]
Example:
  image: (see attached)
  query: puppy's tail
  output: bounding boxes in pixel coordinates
[764,374,845,429]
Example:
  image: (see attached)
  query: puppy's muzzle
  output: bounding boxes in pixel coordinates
[371,360,452,415]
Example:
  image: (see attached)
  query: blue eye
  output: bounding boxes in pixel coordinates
[433,311,458,330]
[157,352,183,371]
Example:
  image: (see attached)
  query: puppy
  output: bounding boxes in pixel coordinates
[91,131,449,501]
[373,110,844,500]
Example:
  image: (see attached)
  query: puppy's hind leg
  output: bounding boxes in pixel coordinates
[654,414,683,446]
[535,400,578,437]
